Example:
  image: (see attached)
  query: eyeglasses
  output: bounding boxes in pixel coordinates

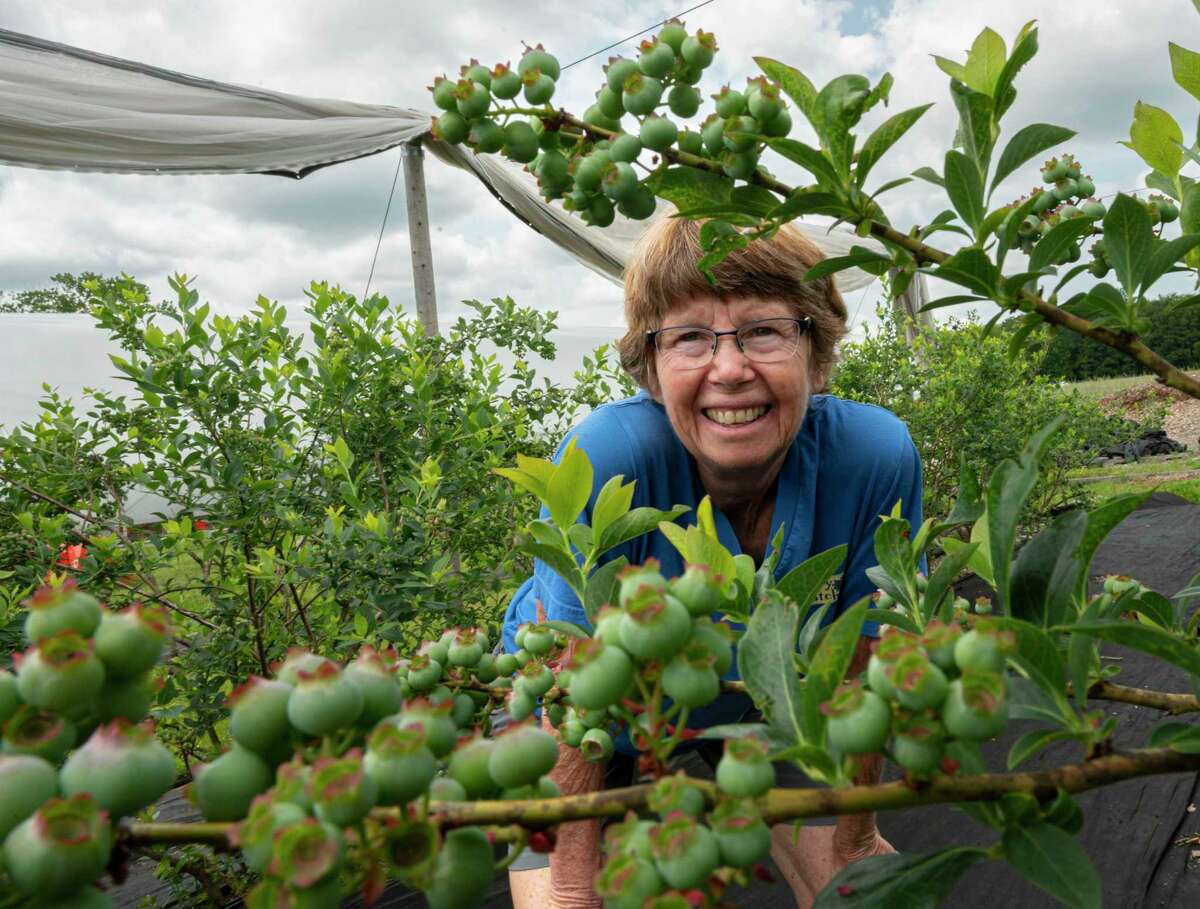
[646,317,812,371]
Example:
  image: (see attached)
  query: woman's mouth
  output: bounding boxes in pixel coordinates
[702,404,771,427]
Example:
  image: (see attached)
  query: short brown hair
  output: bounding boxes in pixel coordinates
[619,217,847,392]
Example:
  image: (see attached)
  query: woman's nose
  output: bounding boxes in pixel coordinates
[707,333,753,382]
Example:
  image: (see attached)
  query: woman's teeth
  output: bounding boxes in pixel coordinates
[705,406,768,426]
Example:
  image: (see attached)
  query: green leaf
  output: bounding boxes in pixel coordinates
[933,56,968,83]
[583,556,626,623]
[944,150,985,233]
[911,166,946,188]
[802,247,891,283]
[989,123,1076,198]
[590,475,634,548]
[992,22,1039,121]
[950,80,995,174]
[1003,822,1101,909]
[1104,193,1152,298]
[856,104,934,185]
[1121,101,1184,180]
[756,57,820,135]
[1170,42,1200,103]
[868,610,922,635]
[988,417,1066,615]
[642,166,731,211]
[1147,721,1200,753]
[802,598,868,744]
[917,294,985,313]
[873,515,917,612]
[921,542,978,625]
[1009,510,1087,627]
[1008,728,1079,769]
[813,847,989,909]
[769,191,852,221]
[933,247,999,297]
[730,184,784,217]
[1065,620,1200,678]
[542,620,592,639]
[992,616,1068,698]
[963,27,1007,96]
[597,505,689,556]
[765,138,844,190]
[522,541,584,600]
[1139,234,1200,294]
[776,545,849,609]
[937,456,986,532]
[738,592,804,746]
[1028,217,1094,272]
[546,441,593,532]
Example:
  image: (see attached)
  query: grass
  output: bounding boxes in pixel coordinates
[1085,476,1200,504]
[1068,457,1200,479]
[1067,374,1159,400]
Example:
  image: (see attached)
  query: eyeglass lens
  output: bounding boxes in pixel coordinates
[655,318,805,368]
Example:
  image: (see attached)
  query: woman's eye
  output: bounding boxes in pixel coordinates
[676,331,707,343]
[747,325,780,339]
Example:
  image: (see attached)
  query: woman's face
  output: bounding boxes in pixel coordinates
[648,294,818,490]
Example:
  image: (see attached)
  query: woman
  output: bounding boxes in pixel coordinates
[504,216,922,908]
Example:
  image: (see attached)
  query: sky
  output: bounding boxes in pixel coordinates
[1,0,1197,344]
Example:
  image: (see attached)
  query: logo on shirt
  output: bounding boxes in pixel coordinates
[814,573,843,605]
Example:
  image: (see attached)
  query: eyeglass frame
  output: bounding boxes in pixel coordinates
[645,316,813,369]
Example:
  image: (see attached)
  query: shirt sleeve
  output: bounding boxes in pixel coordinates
[839,426,924,638]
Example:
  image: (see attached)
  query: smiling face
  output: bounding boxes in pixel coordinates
[648,294,819,497]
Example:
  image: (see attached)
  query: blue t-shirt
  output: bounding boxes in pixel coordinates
[502,391,923,733]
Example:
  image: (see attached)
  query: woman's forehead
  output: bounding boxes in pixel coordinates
[665,294,794,324]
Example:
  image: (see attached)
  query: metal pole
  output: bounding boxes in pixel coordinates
[402,139,439,336]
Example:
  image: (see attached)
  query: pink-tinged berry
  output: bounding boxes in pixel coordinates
[1,705,76,763]
[715,736,776,797]
[3,794,113,899]
[618,589,691,663]
[191,745,273,821]
[365,723,437,805]
[15,631,104,720]
[0,754,58,840]
[866,628,918,700]
[308,749,378,828]
[953,621,1014,674]
[595,851,666,909]
[273,755,313,813]
[649,814,720,889]
[228,793,308,874]
[344,646,404,727]
[942,669,1008,740]
[286,660,364,737]
[647,772,707,819]
[23,580,102,644]
[889,710,945,775]
[267,816,345,889]
[273,649,327,686]
[385,698,458,758]
[60,720,175,819]
[92,603,169,678]
[228,676,293,755]
[822,681,890,755]
[710,799,771,867]
[920,620,962,673]
[886,650,949,712]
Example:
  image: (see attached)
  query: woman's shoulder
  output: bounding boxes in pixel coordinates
[566,391,673,449]
[805,394,918,472]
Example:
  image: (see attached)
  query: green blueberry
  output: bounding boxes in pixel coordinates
[942,670,1007,740]
[701,114,727,156]
[710,800,771,867]
[597,84,625,120]
[430,76,457,111]
[953,625,1012,674]
[605,57,640,93]
[595,852,665,909]
[0,754,57,841]
[680,30,717,69]
[823,682,890,755]
[622,72,664,117]
[495,652,519,676]
[488,724,559,788]
[447,734,500,799]
[523,71,556,105]
[274,649,327,686]
[0,670,20,726]
[583,104,621,133]
[454,80,490,120]
[387,700,458,758]
[461,61,491,89]
[467,118,505,154]
[887,651,949,712]
[407,654,444,692]
[365,724,437,805]
[423,827,494,909]
[93,603,168,679]
[501,121,540,163]
[640,115,679,152]
[676,129,705,156]
[489,63,522,100]
[602,162,640,203]
[16,632,104,722]
[1,706,76,763]
[23,582,101,644]
[310,750,379,827]
[609,133,643,164]
[60,720,175,819]
[580,727,614,763]
[618,590,691,663]
[721,149,760,181]
[228,677,293,755]
[647,772,707,819]
[650,815,720,889]
[192,745,272,822]
[690,619,733,676]
[667,84,701,118]
[286,661,364,736]
[429,776,468,801]
[715,736,775,797]
[3,795,113,899]
[518,46,560,81]
[566,638,634,710]
[662,643,720,708]
[637,38,676,78]
[760,106,793,138]
[618,186,658,221]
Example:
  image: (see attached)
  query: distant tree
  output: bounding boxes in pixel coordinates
[0,272,148,314]
[1037,294,1200,381]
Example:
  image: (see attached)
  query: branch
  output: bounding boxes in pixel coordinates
[122,746,1200,845]
[536,112,1200,401]
[1086,680,1200,715]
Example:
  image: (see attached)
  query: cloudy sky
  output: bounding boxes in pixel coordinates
[1,0,1196,341]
